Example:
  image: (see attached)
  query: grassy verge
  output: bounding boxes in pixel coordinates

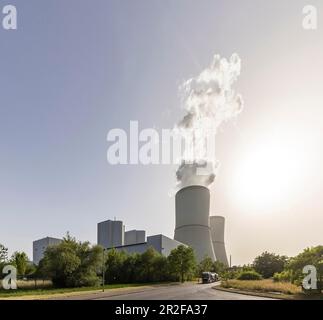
[218,279,323,300]
[221,279,301,295]
[0,283,161,299]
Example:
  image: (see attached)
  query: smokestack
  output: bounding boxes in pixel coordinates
[210,216,229,267]
[174,185,215,262]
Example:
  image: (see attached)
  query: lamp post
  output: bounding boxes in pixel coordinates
[102,248,106,292]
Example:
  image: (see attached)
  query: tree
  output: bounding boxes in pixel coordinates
[197,256,213,276]
[138,247,160,282]
[104,248,127,284]
[167,245,196,283]
[38,233,102,287]
[213,261,226,276]
[0,244,8,279]
[10,252,29,276]
[120,253,140,283]
[287,246,323,291]
[253,252,288,279]
[152,254,171,282]
[118,251,170,284]
[0,244,8,263]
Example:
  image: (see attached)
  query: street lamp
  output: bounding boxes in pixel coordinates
[102,248,106,292]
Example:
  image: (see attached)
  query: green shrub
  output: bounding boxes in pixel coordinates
[273,270,292,282]
[37,234,102,288]
[253,252,288,279]
[237,270,262,280]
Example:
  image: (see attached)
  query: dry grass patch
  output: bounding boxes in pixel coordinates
[221,279,301,295]
[0,279,52,290]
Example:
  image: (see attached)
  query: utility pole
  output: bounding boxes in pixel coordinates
[102,248,106,292]
[230,255,232,268]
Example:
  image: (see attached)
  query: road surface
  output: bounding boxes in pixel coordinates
[54,283,273,300]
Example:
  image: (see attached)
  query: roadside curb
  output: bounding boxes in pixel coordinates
[213,286,292,300]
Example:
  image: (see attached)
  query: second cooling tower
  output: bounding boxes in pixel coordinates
[174,185,215,262]
[210,216,229,267]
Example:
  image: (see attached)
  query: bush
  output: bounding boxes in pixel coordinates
[253,252,287,279]
[167,245,196,283]
[287,246,323,291]
[273,270,292,282]
[37,234,103,288]
[237,270,262,280]
[105,246,180,284]
[197,256,213,276]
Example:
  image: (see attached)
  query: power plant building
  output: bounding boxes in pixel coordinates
[98,188,231,264]
[97,220,125,248]
[125,230,146,245]
[97,220,183,257]
[33,237,62,265]
[115,234,183,257]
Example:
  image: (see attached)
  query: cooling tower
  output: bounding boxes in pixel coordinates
[174,185,215,262]
[210,216,229,267]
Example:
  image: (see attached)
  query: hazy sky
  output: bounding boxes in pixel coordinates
[1,0,323,265]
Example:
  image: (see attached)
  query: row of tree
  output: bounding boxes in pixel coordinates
[36,235,202,287]
[0,236,200,287]
[2,235,322,292]
[0,244,34,278]
[103,245,196,285]
[222,247,323,292]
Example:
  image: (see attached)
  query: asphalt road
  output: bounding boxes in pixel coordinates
[56,283,273,300]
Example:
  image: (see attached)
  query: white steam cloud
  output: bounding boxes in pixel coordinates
[175,53,244,189]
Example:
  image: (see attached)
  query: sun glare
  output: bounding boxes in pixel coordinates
[232,133,310,211]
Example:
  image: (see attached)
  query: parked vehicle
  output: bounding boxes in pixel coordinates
[201,272,219,283]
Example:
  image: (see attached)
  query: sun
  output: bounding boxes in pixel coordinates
[231,132,311,211]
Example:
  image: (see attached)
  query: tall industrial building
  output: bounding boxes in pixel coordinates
[174,186,216,262]
[97,220,125,248]
[210,216,229,266]
[125,230,146,245]
[33,237,62,265]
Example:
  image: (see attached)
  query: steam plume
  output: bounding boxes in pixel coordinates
[175,53,243,189]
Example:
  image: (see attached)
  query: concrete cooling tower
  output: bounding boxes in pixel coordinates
[210,216,229,267]
[174,185,215,262]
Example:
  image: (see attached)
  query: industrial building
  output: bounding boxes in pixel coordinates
[174,185,215,262]
[33,237,62,265]
[125,230,146,245]
[97,219,125,248]
[210,216,229,266]
[115,234,183,257]
[97,220,183,257]
[174,185,229,264]
[32,186,229,266]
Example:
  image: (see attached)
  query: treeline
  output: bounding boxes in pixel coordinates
[37,235,204,287]
[223,247,323,293]
[0,244,35,279]
[2,235,321,292]
[36,234,201,287]
[0,234,226,288]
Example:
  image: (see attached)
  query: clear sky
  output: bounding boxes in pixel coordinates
[1,0,323,265]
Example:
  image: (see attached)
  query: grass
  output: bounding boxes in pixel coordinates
[0,279,53,290]
[0,282,156,299]
[221,279,301,295]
